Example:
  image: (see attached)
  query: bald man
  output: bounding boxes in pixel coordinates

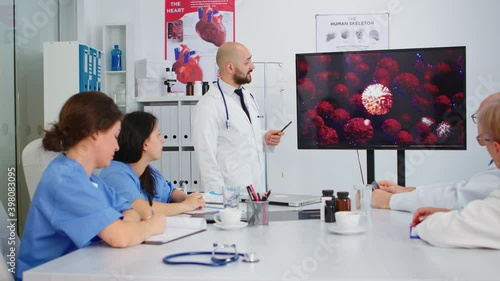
[192,42,282,193]
[372,92,500,212]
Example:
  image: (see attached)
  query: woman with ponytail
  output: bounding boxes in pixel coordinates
[100,111,205,220]
[17,92,166,281]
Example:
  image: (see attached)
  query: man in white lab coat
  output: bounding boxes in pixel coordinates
[192,42,283,193]
[372,92,500,212]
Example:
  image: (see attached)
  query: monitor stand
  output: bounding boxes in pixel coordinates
[366,150,406,187]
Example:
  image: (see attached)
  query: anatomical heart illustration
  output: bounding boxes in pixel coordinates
[195,7,226,47]
[173,44,203,84]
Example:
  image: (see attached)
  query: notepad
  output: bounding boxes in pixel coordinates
[144,216,207,245]
[202,191,223,204]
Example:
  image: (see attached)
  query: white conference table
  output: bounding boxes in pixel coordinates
[24,208,500,281]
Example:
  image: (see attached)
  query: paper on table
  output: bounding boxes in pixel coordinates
[203,191,223,204]
[145,216,207,245]
[184,204,223,215]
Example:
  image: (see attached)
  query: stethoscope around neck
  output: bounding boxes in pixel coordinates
[217,79,257,129]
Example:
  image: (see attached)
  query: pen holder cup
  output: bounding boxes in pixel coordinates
[246,201,269,227]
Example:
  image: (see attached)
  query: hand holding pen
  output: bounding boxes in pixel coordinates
[264,121,290,146]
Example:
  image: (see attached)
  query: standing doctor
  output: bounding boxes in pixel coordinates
[193,42,283,193]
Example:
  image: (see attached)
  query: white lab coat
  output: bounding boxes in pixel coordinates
[193,79,270,193]
[390,164,500,212]
[416,188,500,249]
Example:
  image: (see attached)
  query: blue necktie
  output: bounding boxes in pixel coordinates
[235,88,251,122]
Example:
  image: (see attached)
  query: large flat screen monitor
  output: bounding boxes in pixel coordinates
[296,46,466,150]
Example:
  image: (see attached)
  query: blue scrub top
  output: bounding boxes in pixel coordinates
[17,154,131,281]
[100,161,175,204]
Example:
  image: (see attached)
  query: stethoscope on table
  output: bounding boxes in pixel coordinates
[163,243,259,266]
[217,79,262,129]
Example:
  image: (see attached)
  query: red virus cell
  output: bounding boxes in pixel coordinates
[417,133,438,145]
[316,101,334,118]
[436,121,452,141]
[297,59,309,78]
[298,78,317,99]
[355,63,370,77]
[401,113,411,123]
[301,114,325,140]
[318,125,339,146]
[381,119,402,137]
[361,83,393,115]
[435,95,452,108]
[305,109,318,119]
[310,55,332,71]
[422,83,440,96]
[452,92,465,105]
[415,121,432,135]
[412,95,431,111]
[346,54,364,67]
[314,71,339,88]
[345,72,361,89]
[334,84,349,98]
[397,130,413,144]
[344,118,374,144]
[349,93,363,111]
[372,67,391,87]
[331,108,350,124]
[436,62,452,73]
[376,57,399,77]
[393,73,420,95]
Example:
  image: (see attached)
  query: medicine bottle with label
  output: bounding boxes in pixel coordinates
[325,200,336,223]
[336,191,351,212]
[186,82,194,96]
[320,189,334,222]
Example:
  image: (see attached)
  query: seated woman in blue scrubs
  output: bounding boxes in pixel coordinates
[17,92,166,281]
[100,111,205,220]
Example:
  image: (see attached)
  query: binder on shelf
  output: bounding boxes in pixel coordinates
[161,106,179,146]
[191,151,201,192]
[161,151,172,183]
[180,105,192,145]
[180,151,191,190]
[144,216,206,245]
[169,151,180,186]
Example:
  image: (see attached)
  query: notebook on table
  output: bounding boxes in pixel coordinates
[267,193,321,207]
[144,216,207,245]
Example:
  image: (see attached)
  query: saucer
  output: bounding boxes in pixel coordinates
[213,221,248,230]
[328,225,366,235]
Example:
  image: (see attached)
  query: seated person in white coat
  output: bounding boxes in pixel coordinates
[17,92,166,281]
[372,92,500,212]
[412,99,500,249]
[193,42,283,193]
[100,111,205,220]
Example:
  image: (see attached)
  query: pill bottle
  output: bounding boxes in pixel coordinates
[336,191,351,212]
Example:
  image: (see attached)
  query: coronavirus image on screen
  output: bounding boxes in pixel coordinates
[296,46,466,150]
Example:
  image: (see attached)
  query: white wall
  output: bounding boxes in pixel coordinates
[81,0,500,195]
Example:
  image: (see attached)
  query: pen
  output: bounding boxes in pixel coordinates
[280,121,292,132]
[249,184,260,202]
[262,189,272,201]
[246,185,255,201]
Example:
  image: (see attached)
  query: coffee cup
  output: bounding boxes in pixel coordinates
[335,211,361,230]
[214,208,242,226]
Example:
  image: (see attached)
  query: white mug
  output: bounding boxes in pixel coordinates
[335,211,361,230]
[214,208,242,226]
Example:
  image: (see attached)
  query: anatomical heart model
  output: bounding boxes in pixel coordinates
[173,44,203,84]
[195,7,226,47]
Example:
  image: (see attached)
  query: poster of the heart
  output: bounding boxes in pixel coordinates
[165,0,235,85]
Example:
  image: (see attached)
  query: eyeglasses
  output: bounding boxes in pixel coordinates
[476,135,495,146]
[471,113,478,124]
